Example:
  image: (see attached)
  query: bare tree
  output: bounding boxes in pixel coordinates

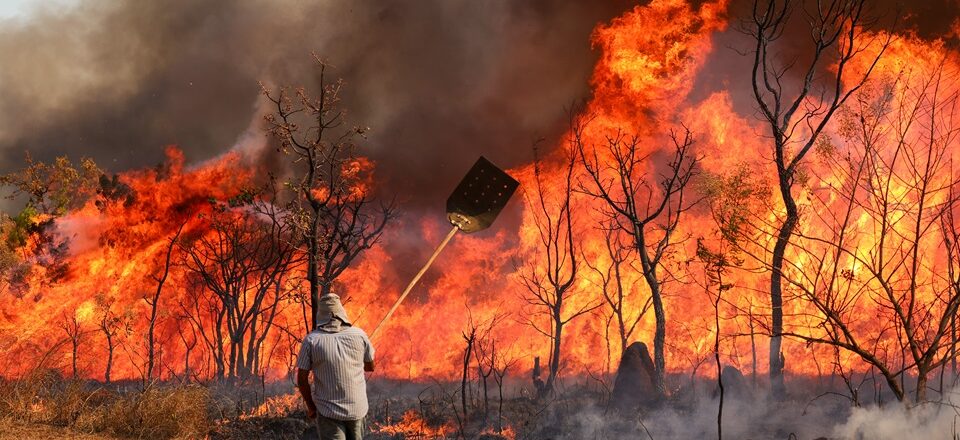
[577,121,699,395]
[489,341,518,433]
[583,224,652,365]
[260,56,396,329]
[176,315,199,382]
[748,60,960,402]
[59,310,84,379]
[472,310,508,429]
[518,144,599,397]
[95,293,131,384]
[181,201,296,380]
[145,223,184,383]
[741,0,892,397]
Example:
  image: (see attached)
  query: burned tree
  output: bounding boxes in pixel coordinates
[742,0,891,397]
[181,200,296,380]
[577,122,699,395]
[261,56,396,329]
[59,311,84,379]
[95,293,132,385]
[584,224,652,370]
[145,223,184,383]
[697,166,767,439]
[519,145,598,397]
[758,57,960,402]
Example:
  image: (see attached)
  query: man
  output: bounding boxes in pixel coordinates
[296,293,375,440]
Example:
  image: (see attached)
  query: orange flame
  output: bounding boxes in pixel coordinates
[1,0,959,389]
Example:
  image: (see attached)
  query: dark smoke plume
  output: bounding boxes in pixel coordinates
[0,0,634,213]
[0,0,954,210]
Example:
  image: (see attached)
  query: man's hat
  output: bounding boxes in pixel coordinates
[316,293,351,326]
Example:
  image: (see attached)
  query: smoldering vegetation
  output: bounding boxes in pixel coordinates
[3,370,958,439]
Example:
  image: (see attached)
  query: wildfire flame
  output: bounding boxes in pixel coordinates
[370,410,454,439]
[1,0,958,391]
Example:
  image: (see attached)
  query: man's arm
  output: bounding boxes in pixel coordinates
[363,332,375,372]
[296,368,317,418]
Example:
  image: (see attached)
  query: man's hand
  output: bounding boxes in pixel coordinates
[296,368,318,420]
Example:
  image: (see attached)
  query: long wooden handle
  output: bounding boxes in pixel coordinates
[370,225,459,339]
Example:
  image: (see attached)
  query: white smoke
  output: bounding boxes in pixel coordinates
[834,393,960,439]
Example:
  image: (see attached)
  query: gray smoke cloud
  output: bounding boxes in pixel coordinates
[0,0,634,214]
[533,382,960,439]
[0,0,954,213]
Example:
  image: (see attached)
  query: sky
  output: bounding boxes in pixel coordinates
[0,0,77,20]
[0,0,34,19]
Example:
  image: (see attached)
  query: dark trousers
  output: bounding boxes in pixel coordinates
[316,415,363,440]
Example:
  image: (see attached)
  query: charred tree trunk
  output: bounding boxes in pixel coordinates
[916,369,928,402]
[637,248,667,395]
[104,330,114,384]
[952,316,957,380]
[749,304,758,388]
[461,329,476,423]
[307,220,320,329]
[769,191,796,398]
[545,306,564,396]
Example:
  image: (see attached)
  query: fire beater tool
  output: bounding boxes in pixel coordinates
[369,156,519,339]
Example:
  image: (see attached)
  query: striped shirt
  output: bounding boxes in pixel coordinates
[296,326,375,421]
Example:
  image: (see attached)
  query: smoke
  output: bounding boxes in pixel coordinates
[545,385,960,439]
[1,0,956,201]
[549,393,842,439]
[0,0,635,214]
[1,0,954,215]
[834,395,960,439]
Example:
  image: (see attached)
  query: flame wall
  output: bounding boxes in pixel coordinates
[2,0,960,386]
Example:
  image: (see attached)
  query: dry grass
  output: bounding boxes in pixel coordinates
[0,417,125,439]
[0,370,211,439]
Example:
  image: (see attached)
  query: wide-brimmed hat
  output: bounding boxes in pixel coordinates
[316,293,351,326]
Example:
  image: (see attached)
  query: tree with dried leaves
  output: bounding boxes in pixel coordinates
[0,155,103,297]
[697,166,768,440]
[261,56,397,330]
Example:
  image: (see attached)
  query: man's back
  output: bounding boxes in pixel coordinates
[296,326,374,421]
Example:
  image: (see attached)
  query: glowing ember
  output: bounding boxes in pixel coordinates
[370,410,453,438]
